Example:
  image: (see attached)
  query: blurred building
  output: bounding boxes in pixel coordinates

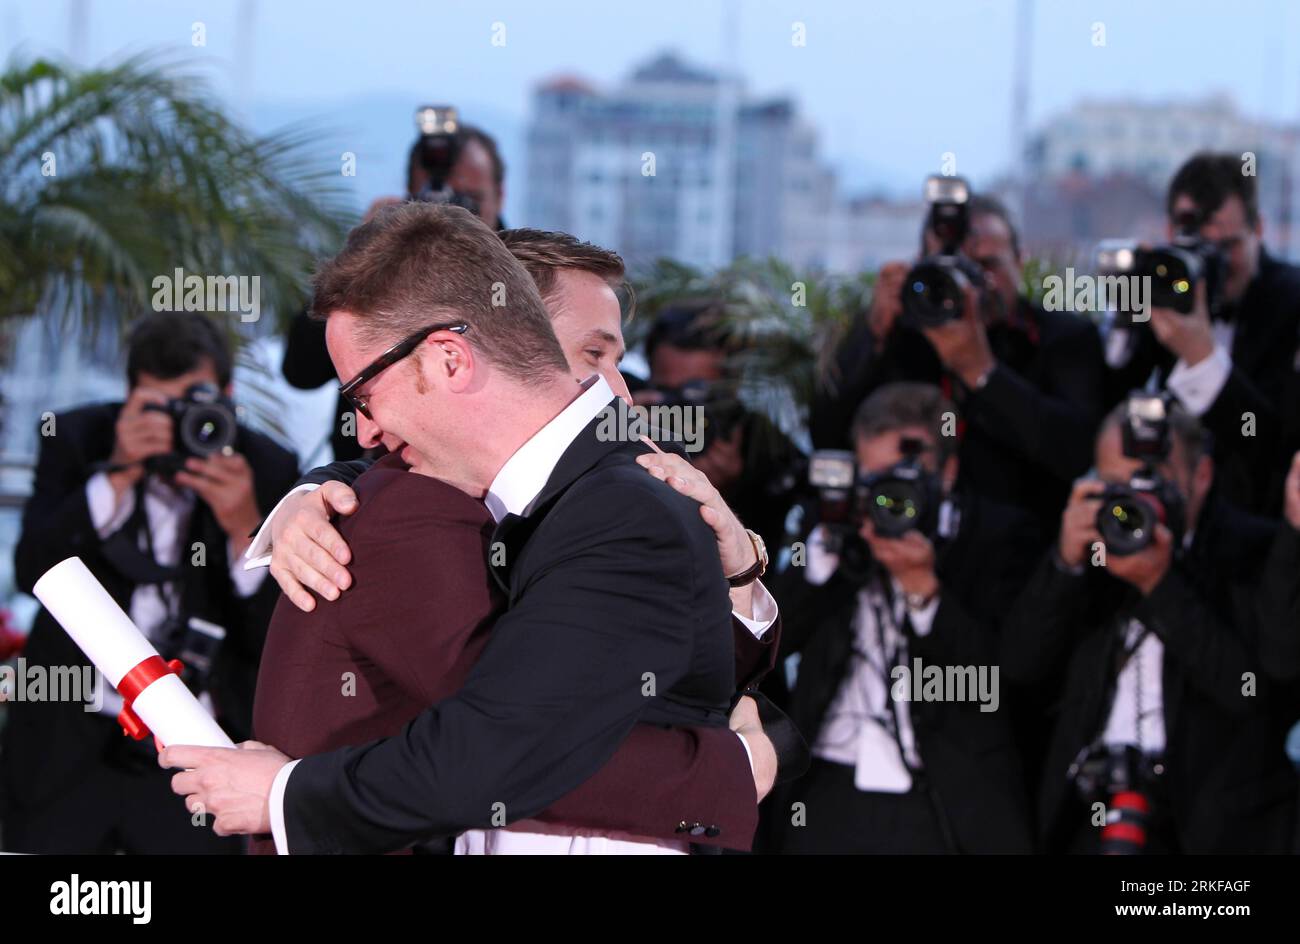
[823,195,926,274]
[525,52,838,272]
[1024,95,1300,259]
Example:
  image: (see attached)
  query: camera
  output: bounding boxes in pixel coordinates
[642,378,746,454]
[808,439,942,540]
[1098,210,1226,319]
[410,105,481,216]
[157,616,226,697]
[141,383,238,477]
[900,175,987,329]
[1094,394,1186,556]
[1068,743,1163,854]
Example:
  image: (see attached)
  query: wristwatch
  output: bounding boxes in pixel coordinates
[726,529,768,588]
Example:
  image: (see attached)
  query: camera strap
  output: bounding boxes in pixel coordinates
[1106,614,1155,754]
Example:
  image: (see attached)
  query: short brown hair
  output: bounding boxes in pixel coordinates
[852,382,959,464]
[310,202,568,384]
[500,228,634,319]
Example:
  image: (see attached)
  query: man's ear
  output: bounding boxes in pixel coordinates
[427,331,476,393]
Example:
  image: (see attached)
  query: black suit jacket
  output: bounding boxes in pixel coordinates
[0,402,300,815]
[811,298,1105,530]
[1000,497,1298,853]
[763,493,1041,853]
[280,402,746,853]
[1105,249,1300,516]
[1257,524,1300,684]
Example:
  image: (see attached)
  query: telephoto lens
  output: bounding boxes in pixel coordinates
[1100,790,1151,855]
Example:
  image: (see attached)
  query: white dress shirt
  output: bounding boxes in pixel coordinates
[1101,618,1166,754]
[801,526,939,793]
[1104,321,1236,418]
[261,376,776,854]
[85,471,265,717]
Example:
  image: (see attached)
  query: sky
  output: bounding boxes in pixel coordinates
[5,0,1299,219]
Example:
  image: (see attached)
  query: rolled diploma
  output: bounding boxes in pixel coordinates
[33,557,234,748]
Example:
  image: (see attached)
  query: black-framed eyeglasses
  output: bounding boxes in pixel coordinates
[338,321,469,419]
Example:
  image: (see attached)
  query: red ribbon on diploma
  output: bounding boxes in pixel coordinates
[115,655,185,740]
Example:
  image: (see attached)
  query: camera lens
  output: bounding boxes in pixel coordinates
[901,261,966,328]
[179,404,236,457]
[867,480,926,537]
[1096,490,1156,556]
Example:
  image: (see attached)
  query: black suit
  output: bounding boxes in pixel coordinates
[811,299,1106,531]
[1106,249,1300,516]
[762,493,1042,854]
[1257,524,1300,684]
[0,402,300,853]
[280,401,745,853]
[1000,498,1298,853]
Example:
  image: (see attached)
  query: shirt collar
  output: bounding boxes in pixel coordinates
[484,375,615,523]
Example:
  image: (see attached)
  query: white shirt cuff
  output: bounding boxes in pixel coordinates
[1166,344,1231,417]
[804,524,839,586]
[85,471,135,537]
[268,758,302,855]
[905,594,940,637]
[732,579,777,639]
[228,540,269,598]
[734,731,755,776]
[244,483,320,570]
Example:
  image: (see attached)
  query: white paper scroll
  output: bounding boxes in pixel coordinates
[33,557,234,749]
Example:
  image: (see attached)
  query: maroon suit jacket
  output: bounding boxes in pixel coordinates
[252,456,779,852]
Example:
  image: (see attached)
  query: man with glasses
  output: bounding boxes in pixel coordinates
[163,208,788,854]
[1105,152,1300,517]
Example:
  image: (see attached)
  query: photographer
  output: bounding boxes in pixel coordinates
[1105,152,1300,516]
[1257,451,1300,684]
[1000,397,1296,853]
[638,301,803,552]
[811,190,1105,532]
[281,116,506,462]
[0,313,299,854]
[765,382,1038,854]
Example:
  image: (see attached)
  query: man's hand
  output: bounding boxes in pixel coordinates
[1149,279,1215,367]
[174,451,261,557]
[268,482,358,611]
[1106,523,1174,596]
[635,450,755,575]
[1284,451,1300,531]
[108,388,173,493]
[921,285,995,389]
[868,261,909,343]
[728,696,777,801]
[636,448,759,617]
[160,740,291,837]
[1058,478,1106,569]
[860,520,939,599]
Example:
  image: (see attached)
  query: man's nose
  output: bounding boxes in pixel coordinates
[356,411,384,450]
